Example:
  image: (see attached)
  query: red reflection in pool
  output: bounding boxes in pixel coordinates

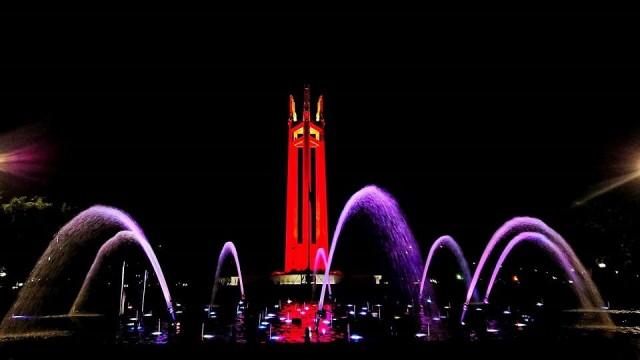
[269,302,342,343]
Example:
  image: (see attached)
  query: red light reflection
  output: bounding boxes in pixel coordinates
[270,302,342,343]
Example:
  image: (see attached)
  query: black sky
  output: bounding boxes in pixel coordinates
[1,10,640,283]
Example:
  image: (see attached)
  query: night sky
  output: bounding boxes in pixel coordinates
[1,10,640,288]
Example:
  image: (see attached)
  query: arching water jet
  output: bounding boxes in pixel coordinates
[483,232,587,303]
[70,230,173,318]
[312,248,332,296]
[210,241,245,306]
[461,220,612,326]
[319,185,425,310]
[0,205,175,335]
[462,217,609,325]
[419,235,476,302]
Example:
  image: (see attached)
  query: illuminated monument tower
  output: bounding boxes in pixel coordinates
[284,86,329,273]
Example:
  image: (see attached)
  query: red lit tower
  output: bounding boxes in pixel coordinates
[284,86,329,272]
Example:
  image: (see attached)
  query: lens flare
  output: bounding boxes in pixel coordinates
[0,124,50,180]
[573,170,640,207]
[0,145,44,178]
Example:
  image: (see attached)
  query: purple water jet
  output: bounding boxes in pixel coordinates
[319,185,425,309]
[465,218,599,309]
[483,232,586,303]
[0,205,175,334]
[210,241,245,306]
[461,217,612,326]
[70,230,174,318]
[419,235,476,302]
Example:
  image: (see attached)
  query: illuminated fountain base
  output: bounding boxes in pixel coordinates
[270,272,342,286]
[263,302,341,343]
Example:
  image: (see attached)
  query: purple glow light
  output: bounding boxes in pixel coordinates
[418,235,476,302]
[0,145,43,178]
[0,124,50,180]
[210,241,245,305]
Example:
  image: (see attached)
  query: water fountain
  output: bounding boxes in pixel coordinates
[0,200,612,339]
[0,205,174,335]
[210,241,245,306]
[461,217,613,326]
[1,86,634,356]
[0,192,619,342]
[482,232,593,305]
[70,230,171,316]
[419,235,476,301]
[312,248,332,296]
[318,185,425,309]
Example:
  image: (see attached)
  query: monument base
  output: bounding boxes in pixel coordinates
[270,271,342,286]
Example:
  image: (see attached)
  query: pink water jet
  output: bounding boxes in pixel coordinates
[312,248,332,296]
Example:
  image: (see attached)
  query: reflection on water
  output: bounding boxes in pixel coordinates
[264,302,342,343]
[199,300,424,344]
[117,315,170,345]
